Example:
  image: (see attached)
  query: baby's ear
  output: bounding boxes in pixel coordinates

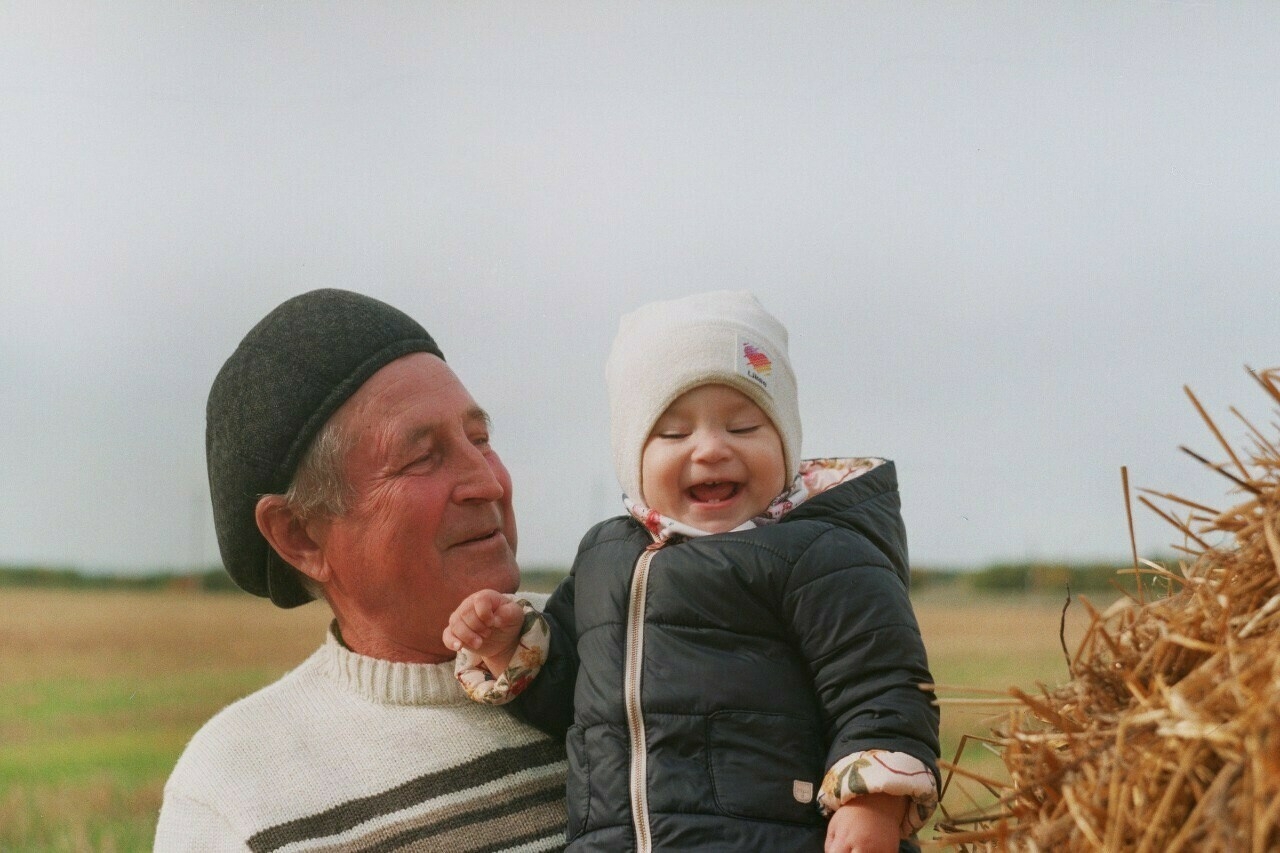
[254,495,330,584]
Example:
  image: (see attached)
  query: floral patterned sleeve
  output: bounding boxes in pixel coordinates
[453,600,551,705]
[818,749,938,836]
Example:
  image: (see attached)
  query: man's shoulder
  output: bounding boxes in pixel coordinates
[164,645,328,790]
[159,642,569,851]
[155,651,321,843]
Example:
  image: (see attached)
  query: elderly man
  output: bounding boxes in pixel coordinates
[155,289,567,851]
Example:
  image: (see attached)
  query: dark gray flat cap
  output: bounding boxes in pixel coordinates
[206,289,444,607]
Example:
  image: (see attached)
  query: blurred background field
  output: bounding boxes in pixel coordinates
[1,567,1140,851]
[1,586,329,851]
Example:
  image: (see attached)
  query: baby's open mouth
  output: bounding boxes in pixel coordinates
[687,482,740,503]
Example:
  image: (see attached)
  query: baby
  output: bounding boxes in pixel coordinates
[446,291,939,852]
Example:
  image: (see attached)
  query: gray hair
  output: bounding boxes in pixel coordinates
[281,417,355,600]
[284,417,353,521]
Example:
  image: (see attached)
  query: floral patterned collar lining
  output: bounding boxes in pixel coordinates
[623,456,885,542]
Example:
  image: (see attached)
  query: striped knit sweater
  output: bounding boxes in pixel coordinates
[155,625,568,852]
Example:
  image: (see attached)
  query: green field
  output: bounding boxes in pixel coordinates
[2,584,1102,851]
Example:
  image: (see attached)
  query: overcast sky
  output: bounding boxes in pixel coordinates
[3,2,1277,577]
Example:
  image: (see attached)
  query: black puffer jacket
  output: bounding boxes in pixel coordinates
[518,461,939,852]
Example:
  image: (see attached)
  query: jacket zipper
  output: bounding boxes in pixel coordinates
[624,546,659,853]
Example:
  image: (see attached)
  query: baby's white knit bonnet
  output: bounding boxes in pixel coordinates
[605,290,801,504]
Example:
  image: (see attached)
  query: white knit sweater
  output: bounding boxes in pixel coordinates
[155,625,567,852]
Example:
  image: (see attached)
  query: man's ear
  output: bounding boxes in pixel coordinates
[255,495,330,584]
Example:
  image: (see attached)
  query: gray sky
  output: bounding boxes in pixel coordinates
[3,2,1277,575]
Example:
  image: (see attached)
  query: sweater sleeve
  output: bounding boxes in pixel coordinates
[508,570,579,741]
[781,529,941,806]
[155,790,252,851]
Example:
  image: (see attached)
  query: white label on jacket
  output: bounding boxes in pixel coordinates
[793,780,814,804]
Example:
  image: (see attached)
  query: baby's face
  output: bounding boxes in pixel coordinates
[640,384,786,533]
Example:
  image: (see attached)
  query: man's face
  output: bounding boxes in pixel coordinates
[312,352,519,662]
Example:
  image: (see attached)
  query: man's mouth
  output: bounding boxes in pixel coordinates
[687,481,740,504]
[453,528,500,547]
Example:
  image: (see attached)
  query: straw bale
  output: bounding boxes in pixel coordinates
[933,368,1280,852]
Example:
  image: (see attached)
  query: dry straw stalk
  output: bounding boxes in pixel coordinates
[932,367,1280,852]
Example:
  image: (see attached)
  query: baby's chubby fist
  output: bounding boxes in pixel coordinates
[443,589,525,668]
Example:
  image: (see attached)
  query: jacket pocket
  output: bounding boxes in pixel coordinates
[707,710,825,826]
[565,724,590,840]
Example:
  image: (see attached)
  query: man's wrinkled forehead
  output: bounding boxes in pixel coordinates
[328,351,448,424]
[326,353,489,457]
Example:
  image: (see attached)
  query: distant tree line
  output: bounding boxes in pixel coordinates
[912,559,1177,597]
[0,564,239,592]
[0,560,1175,597]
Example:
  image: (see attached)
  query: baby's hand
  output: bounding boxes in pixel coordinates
[443,590,525,673]
[824,794,904,853]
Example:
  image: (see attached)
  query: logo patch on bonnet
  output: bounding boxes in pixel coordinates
[738,336,772,390]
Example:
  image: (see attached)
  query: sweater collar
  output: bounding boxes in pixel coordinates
[624,456,886,541]
[319,622,471,706]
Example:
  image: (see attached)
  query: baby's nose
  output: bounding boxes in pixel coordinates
[690,432,731,461]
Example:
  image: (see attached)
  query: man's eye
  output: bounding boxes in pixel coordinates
[401,452,436,474]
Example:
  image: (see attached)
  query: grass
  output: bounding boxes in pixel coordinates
[1,588,330,852]
[2,584,1111,851]
[914,587,1098,832]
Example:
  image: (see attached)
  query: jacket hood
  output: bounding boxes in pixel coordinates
[782,459,910,588]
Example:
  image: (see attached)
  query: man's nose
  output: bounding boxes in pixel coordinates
[453,444,505,502]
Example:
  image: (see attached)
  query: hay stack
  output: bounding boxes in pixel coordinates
[935,368,1280,852]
